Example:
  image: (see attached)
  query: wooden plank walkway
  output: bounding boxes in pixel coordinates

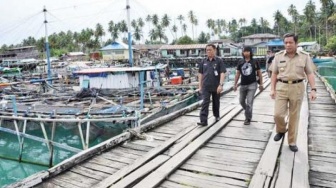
[308,75,336,188]
[7,73,336,188]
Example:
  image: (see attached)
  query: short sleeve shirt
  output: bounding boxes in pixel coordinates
[272,50,313,80]
[236,59,260,85]
[198,57,227,91]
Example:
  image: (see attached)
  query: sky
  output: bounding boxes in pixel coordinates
[0,0,322,46]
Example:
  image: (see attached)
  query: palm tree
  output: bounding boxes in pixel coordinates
[94,23,105,47]
[155,25,166,43]
[152,14,159,27]
[320,0,335,43]
[194,18,198,39]
[274,10,283,35]
[206,19,214,38]
[149,29,157,42]
[161,14,171,28]
[188,10,196,39]
[182,24,187,36]
[288,4,299,34]
[172,25,178,41]
[133,26,143,44]
[304,0,316,39]
[119,20,128,38]
[177,15,184,37]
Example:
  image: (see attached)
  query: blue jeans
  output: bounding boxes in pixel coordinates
[239,82,258,120]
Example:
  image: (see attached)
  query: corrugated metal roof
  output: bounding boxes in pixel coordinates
[242,33,279,39]
[298,41,317,46]
[132,44,163,50]
[74,65,167,74]
[100,42,133,51]
[160,44,207,50]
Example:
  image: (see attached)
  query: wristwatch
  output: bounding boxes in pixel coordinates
[219,82,224,86]
[311,88,317,92]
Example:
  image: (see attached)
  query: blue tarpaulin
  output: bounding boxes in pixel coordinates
[267,39,284,47]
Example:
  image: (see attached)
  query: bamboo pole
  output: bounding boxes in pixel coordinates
[18,119,27,162]
[85,120,91,150]
[49,120,56,167]
[77,122,85,150]
[39,116,51,152]
[14,120,23,162]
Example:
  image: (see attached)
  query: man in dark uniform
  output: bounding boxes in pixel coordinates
[271,33,317,152]
[197,44,226,126]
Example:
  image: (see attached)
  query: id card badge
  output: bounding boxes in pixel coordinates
[214,70,218,76]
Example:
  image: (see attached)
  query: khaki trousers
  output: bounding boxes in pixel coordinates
[274,82,305,145]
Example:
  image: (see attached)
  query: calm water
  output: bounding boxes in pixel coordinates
[0,122,124,187]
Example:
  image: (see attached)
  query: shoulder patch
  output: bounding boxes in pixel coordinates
[275,50,284,55]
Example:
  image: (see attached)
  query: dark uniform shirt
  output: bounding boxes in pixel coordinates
[198,57,227,91]
[236,59,260,85]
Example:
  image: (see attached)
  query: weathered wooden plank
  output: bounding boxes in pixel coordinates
[216,129,270,142]
[160,180,198,188]
[100,153,135,164]
[309,176,336,188]
[209,137,266,149]
[96,125,197,187]
[132,106,243,188]
[179,164,251,181]
[173,169,247,187]
[204,143,264,154]
[166,171,240,188]
[309,171,336,182]
[70,165,109,181]
[227,121,274,130]
[110,155,170,188]
[192,153,258,167]
[196,147,261,162]
[46,177,81,188]
[80,162,118,174]
[185,158,254,174]
[114,146,147,156]
[121,142,154,152]
[249,126,282,188]
[292,91,309,188]
[309,151,336,159]
[190,155,257,169]
[275,133,294,188]
[131,139,163,148]
[89,157,127,169]
[234,113,275,123]
[309,160,336,174]
[164,105,236,156]
[309,156,336,163]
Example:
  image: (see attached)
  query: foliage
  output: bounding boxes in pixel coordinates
[176,36,195,44]
[325,35,336,51]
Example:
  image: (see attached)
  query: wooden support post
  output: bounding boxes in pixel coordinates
[49,121,56,167]
[39,116,51,151]
[14,120,23,162]
[85,120,91,150]
[77,122,85,150]
[18,119,27,162]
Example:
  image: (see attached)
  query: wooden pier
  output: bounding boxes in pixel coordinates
[7,73,336,188]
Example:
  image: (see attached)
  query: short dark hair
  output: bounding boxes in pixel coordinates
[206,44,216,50]
[283,33,298,43]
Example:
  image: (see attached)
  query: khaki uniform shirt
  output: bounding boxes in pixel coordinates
[272,50,314,81]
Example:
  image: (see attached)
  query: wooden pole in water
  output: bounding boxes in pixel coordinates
[49,111,57,167]
[18,119,27,162]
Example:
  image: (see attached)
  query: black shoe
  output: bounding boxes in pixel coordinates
[197,122,208,126]
[289,145,298,152]
[244,119,250,125]
[274,133,284,141]
[215,117,220,122]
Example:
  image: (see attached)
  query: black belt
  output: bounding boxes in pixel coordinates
[277,79,303,84]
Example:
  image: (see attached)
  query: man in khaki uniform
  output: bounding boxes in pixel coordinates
[270,33,317,152]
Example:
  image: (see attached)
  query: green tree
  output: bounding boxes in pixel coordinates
[198,32,209,43]
[288,4,299,34]
[177,35,194,44]
[177,15,184,37]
